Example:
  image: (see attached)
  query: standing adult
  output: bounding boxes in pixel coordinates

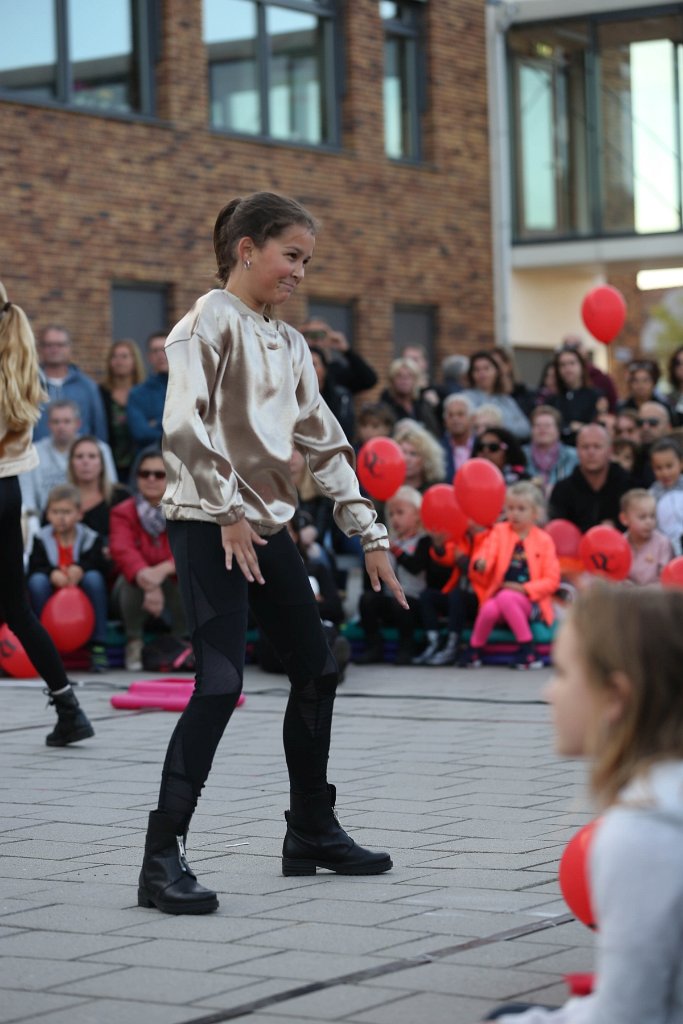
[440,393,475,481]
[137,192,405,916]
[127,332,169,450]
[616,359,667,415]
[99,339,145,482]
[299,319,378,395]
[33,324,108,442]
[0,283,94,746]
[490,345,537,419]
[549,424,632,531]
[460,351,531,440]
[549,348,603,445]
[666,344,683,426]
[561,334,619,412]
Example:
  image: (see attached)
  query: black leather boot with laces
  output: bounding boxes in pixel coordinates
[282,785,393,876]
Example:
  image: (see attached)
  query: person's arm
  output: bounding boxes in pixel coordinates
[77,534,109,576]
[126,386,163,447]
[27,536,53,577]
[523,534,561,601]
[88,378,109,443]
[329,347,378,394]
[109,504,153,583]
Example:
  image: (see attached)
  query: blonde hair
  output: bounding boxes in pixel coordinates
[473,403,503,430]
[103,339,145,390]
[387,485,423,511]
[507,480,546,513]
[46,483,81,510]
[387,358,421,399]
[393,418,446,485]
[570,584,683,806]
[620,488,654,514]
[0,282,46,429]
[67,436,113,503]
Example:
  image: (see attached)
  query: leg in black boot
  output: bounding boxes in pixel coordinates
[45,686,95,747]
[282,785,393,876]
[138,811,218,915]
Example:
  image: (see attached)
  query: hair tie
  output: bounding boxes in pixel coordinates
[1,301,11,313]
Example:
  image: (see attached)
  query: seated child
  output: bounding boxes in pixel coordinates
[483,584,683,1022]
[27,484,109,671]
[411,525,487,667]
[619,488,673,585]
[356,485,425,665]
[649,437,683,555]
[467,481,560,670]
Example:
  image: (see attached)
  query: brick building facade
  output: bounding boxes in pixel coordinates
[0,1,493,384]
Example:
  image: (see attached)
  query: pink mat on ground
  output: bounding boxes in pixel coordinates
[111,678,246,712]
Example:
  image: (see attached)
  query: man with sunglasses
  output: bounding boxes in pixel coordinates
[631,402,673,486]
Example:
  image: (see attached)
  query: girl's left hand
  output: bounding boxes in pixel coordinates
[365,550,408,608]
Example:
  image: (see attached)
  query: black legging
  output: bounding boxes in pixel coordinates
[0,476,69,692]
[160,522,339,833]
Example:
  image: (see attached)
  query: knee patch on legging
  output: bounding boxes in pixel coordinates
[193,616,244,697]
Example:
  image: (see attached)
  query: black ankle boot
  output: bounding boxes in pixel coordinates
[282,785,393,876]
[45,687,95,747]
[137,811,219,915]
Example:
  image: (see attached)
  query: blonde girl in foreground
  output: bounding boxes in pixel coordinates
[484,583,683,1022]
[0,282,93,746]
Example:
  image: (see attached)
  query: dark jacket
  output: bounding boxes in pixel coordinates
[549,462,633,532]
[28,523,108,577]
[127,373,168,447]
[549,387,602,445]
[394,535,453,590]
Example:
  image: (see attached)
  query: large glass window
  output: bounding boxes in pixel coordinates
[508,8,683,241]
[0,0,156,115]
[381,1,425,160]
[204,0,338,146]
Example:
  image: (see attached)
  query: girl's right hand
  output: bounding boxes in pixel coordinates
[221,520,268,584]
[473,558,486,573]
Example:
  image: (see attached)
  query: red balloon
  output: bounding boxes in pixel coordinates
[421,484,469,540]
[357,437,406,501]
[453,458,506,526]
[559,820,599,929]
[40,587,95,654]
[578,526,632,580]
[661,556,683,587]
[0,624,38,678]
[545,519,582,558]
[580,285,626,344]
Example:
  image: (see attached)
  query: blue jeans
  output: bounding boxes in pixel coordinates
[27,571,108,644]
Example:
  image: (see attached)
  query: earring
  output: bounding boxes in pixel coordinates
[243,259,252,270]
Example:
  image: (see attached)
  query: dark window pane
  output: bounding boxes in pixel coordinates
[0,0,58,99]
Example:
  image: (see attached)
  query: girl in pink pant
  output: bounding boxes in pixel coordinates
[466,482,560,670]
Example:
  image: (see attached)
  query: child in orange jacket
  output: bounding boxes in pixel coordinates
[466,481,560,670]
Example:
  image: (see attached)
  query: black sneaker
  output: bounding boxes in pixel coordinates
[512,648,544,670]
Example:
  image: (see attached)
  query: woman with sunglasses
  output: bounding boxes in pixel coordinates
[109,447,186,671]
[471,427,530,485]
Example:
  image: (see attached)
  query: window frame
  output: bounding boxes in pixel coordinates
[0,0,159,120]
[205,0,342,150]
[507,3,683,244]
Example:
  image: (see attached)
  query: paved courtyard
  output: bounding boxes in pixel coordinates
[0,661,595,1024]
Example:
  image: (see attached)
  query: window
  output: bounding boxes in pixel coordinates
[508,9,683,241]
[393,305,435,371]
[306,300,354,345]
[381,0,426,160]
[204,0,339,146]
[112,282,169,365]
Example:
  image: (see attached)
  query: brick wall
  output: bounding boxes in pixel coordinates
[0,0,493,385]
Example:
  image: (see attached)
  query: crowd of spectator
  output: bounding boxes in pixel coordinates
[13,315,683,675]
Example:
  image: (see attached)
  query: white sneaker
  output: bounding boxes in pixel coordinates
[125,639,143,672]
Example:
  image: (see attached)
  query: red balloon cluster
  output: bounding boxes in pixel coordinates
[579,526,632,580]
[581,285,626,345]
[421,484,468,541]
[454,459,506,526]
[357,437,406,501]
[559,820,599,930]
[0,588,95,680]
